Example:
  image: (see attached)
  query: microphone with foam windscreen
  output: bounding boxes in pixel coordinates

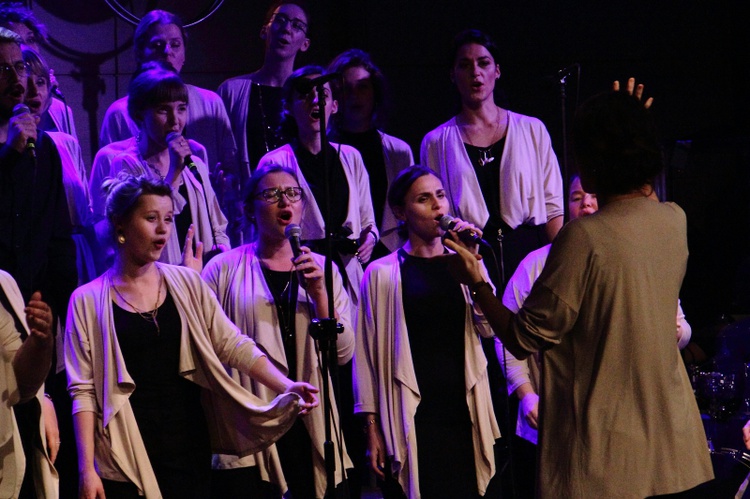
[285,224,303,260]
[12,104,36,158]
[438,214,489,246]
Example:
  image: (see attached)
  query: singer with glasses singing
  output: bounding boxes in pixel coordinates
[0,26,76,325]
[353,165,502,499]
[65,173,318,499]
[90,65,229,269]
[259,65,377,306]
[202,163,354,498]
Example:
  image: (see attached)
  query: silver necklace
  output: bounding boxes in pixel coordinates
[460,107,507,167]
[146,162,166,181]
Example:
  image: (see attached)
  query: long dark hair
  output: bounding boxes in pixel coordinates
[127,66,188,124]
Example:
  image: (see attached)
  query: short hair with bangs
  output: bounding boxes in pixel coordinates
[127,65,188,123]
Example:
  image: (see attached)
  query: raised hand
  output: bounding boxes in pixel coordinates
[613,77,653,109]
[181,225,204,273]
[25,291,53,343]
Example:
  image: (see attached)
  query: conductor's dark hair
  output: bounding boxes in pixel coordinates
[573,90,663,199]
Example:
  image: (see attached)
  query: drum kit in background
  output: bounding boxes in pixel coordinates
[689,317,750,498]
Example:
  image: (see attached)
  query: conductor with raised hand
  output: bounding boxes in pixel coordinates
[436,87,713,497]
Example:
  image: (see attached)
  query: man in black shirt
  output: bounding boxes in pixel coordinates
[1,26,78,498]
[0,27,76,320]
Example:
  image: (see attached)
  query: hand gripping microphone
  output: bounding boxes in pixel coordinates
[438,214,489,246]
[166,132,221,262]
[285,224,303,259]
[12,104,36,158]
[166,132,199,176]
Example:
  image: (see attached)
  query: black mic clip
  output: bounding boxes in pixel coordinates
[293,72,341,96]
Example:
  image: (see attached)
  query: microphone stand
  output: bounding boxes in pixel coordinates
[559,71,570,202]
[557,63,580,211]
[307,77,344,499]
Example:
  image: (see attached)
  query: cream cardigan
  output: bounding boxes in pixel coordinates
[0,270,58,499]
[420,111,563,230]
[65,264,300,498]
[353,252,500,499]
[203,245,354,497]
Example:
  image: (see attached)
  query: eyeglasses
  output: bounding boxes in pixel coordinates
[255,187,303,204]
[0,62,29,81]
[270,13,308,34]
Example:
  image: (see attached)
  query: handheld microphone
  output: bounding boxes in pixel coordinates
[166,132,199,176]
[285,224,303,260]
[166,132,221,263]
[293,72,341,95]
[438,214,489,246]
[12,104,36,158]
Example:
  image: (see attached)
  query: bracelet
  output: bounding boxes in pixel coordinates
[469,281,493,300]
[362,418,377,433]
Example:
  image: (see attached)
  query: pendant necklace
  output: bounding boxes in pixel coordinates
[146,163,166,181]
[256,83,278,153]
[477,147,495,167]
[137,144,166,181]
[261,261,296,346]
[461,107,507,167]
[111,267,164,335]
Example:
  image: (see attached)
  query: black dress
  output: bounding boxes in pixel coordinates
[399,249,481,499]
[112,293,212,499]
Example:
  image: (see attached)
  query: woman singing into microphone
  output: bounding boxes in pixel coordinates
[353,165,502,499]
[90,65,229,268]
[65,173,318,499]
[258,65,377,305]
[202,163,354,498]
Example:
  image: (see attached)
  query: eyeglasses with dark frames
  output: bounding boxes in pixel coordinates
[254,187,303,204]
[270,13,308,34]
[0,62,29,81]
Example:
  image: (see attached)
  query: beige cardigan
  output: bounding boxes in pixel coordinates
[203,245,354,498]
[354,252,500,499]
[0,270,58,499]
[65,264,300,498]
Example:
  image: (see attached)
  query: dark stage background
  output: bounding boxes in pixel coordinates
[21,0,750,341]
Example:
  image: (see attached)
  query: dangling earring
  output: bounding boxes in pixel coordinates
[118,234,126,244]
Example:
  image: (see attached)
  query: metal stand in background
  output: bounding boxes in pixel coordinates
[557,63,580,210]
[306,74,345,499]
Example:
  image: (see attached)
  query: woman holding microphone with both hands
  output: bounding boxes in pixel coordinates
[353,165,502,499]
